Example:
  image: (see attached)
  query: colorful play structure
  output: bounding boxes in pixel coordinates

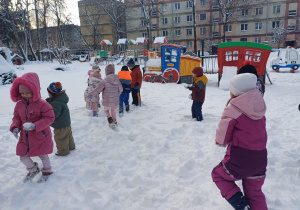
[143,44,201,84]
[271,46,300,72]
[217,42,272,85]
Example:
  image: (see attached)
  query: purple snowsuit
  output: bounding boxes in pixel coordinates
[212,89,268,210]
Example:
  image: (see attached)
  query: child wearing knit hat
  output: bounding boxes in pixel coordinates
[10,72,55,182]
[84,66,103,116]
[238,60,265,95]
[46,82,76,156]
[212,73,268,210]
[88,64,123,127]
[186,67,207,121]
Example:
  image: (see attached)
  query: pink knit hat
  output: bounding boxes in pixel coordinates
[105,64,115,75]
[19,83,32,94]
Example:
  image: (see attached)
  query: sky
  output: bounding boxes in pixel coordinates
[66,0,80,25]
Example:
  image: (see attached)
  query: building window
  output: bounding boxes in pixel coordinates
[255,22,262,30]
[213,18,219,23]
[175,3,180,10]
[241,9,248,16]
[200,27,206,34]
[256,7,263,15]
[226,25,232,32]
[162,18,168,24]
[273,6,280,14]
[271,36,276,43]
[200,13,206,21]
[142,33,147,38]
[226,39,232,42]
[162,5,167,12]
[240,38,247,41]
[163,30,168,36]
[186,1,192,8]
[186,41,192,48]
[289,10,296,16]
[200,0,206,6]
[287,25,295,32]
[175,29,180,36]
[141,19,146,27]
[186,29,192,35]
[212,4,219,9]
[212,32,218,37]
[226,0,233,3]
[140,8,144,14]
[175,16,180,23]
[186,15,192,22]
[151,10,156,16]
[272,21,279,28]
[241,24,248,31]
[152,24,156,29]
[255,37,261,43]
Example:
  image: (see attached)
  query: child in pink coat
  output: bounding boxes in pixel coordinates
[84,66,102,116]
[212,73,268,210]
[10,72,55,182]
[89,64,123,125]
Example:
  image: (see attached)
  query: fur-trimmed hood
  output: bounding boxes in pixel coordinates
[10,72,41,102]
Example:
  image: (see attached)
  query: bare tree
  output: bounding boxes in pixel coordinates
[96,0,126,41]
[213,0,262,42]
[34,0,41,60]
[268,22,288,48]
[80,0,103,50]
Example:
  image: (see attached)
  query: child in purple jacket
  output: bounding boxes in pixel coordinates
[10,72,55,182]
[212,73,268,210]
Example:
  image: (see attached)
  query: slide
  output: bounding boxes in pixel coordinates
[117,57,125,65]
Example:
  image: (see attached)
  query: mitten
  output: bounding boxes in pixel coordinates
[13,128,20,139]
[23,122,35,131]
[135,82,139,87]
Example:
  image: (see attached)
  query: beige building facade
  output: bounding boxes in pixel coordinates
[125,0,300,53]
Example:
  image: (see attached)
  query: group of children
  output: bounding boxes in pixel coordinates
[9,59,268,209]
[10,72,75,182]
[84,58,143,125]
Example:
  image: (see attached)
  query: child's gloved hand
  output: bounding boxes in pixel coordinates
[13,128,20,139]
[23,122,35,131]
[135,82,139,87]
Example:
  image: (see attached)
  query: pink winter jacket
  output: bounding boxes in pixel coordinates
[215,89,267,179]
[10,73,55,157]
[90,73,123,107]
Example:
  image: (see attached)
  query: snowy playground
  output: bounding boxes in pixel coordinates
[0,47,300,209]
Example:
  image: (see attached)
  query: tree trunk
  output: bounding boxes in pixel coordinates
[34,0,41,60]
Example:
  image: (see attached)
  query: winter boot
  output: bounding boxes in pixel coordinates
[23,162,40,183]
[92,111,98,117]
[125,105,130,112]
[227,192,251,210]
[119,108,123,114]
[107,117,113,124]
[37,167,53,183]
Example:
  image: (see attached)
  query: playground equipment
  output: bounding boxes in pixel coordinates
[143,44,201,84]
[136,37,147,58]
[271,46,300,72]
[117,38,128,64]
[217,42,272,85]
[79,54,89,62]
[153,37,167,58]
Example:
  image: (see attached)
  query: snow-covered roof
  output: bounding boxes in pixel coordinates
[117,39,128,45]
[154,37,167,44]
[129,39,137,45]
[11,54,23,59]
[136,37,147,44]
[100,39,112,45]
[40,48,53,53]
[0,54,15,74]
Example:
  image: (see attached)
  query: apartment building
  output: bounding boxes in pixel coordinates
[125,0,300,52]
[78,0,126,51]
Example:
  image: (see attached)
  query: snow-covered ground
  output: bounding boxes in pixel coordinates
[0,57,300,210]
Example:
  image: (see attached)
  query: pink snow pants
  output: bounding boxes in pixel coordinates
[104,106,117,123]
[212,163,267,210]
